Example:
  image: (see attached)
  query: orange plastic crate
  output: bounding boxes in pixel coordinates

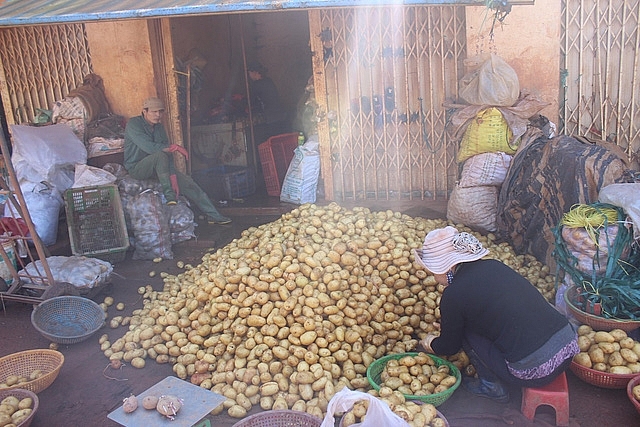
[258,133,299,196]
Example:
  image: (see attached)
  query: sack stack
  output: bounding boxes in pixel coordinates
[447,54,520,233]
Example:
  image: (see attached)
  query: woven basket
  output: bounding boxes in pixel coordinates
[338,409,449,427]
[0,349,64,393]
[230,410,322,427]
[0,388,39,427]
[367,353,461,407]
[564,286,640,332]
[570,360,636,389]
[31,296,105,344]
[626,374,640,415]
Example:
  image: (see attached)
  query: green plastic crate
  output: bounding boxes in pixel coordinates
[64,185,129,263]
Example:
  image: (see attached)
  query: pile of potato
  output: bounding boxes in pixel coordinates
[377,353,457,397]
[340,397,447,427]
[0,370,42,390]
[99,203,554,418]
[0,394,34,427]
[572,325,640,374]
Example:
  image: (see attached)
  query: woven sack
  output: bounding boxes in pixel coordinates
[447,184,498,232]
[457,108,515,163]
[458,152,513,187]
[561,225,629,275]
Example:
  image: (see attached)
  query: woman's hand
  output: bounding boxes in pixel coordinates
[420,334,438,353]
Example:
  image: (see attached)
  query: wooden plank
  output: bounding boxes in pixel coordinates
[308,10,334,201]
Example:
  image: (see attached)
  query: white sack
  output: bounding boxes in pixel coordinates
[458,152,512,187]
[447,184,498,232]
[280,135,321,204]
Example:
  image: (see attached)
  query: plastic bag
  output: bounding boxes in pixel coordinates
[10,124,87,196]
[599,183,640,240]
[459,54,520,107]
[320,388,410,427]
[280,135,321,204]
[72,164,117,188]
[166,201,196,244]
[20,255,112,290]
[126,190,173,260]
[4,184,63,246]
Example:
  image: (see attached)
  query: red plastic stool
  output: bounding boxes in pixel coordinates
[521,372,569,426]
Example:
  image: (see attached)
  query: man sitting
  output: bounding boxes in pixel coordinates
[124,97,231,224]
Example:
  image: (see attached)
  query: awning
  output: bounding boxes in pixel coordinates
[0,0,494,27]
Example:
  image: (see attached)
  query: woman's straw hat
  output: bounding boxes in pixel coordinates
[413,226,489,274]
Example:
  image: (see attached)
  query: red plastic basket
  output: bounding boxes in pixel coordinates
[258,133,299,196]
[570,360,636,389]
[627,374,640,415]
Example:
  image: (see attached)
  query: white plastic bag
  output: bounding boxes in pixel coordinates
[598,183,640,240]
[72,164,117,188]
[20,255,112,290]
[280,135,321,204]
[459,54,520,107]
[320,388,410,427]
[10,124,87,196]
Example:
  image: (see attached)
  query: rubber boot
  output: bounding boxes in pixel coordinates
[158,173,177,204]
[463,349,510,403]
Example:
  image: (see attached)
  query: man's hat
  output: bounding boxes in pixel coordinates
[143,97,165,111]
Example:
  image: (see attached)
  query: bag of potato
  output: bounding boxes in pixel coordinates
[458,151,513,187]
[320,388,410,427]
[457,107,516,163]
[446,184,498,233]
[561,224,630,276]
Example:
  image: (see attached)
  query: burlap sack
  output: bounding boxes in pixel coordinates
[459,152,513,187]
[447,184,498,232]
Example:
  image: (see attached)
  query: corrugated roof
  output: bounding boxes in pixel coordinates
[0,0,483,27]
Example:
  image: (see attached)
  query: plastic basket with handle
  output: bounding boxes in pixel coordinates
[367,352,461,406]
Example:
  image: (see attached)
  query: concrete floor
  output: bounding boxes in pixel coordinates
[0,198,639,426]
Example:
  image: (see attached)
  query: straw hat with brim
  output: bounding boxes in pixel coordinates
[143,97,165,111]
[413,226,489,274]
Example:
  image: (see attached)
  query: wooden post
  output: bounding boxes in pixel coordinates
[308,10,334,201]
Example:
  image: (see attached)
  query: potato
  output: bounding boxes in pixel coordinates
[0,405,14,416]
[439,375,457,388]
[573,353,592,368]
[142,395,159,410]
[227,404,247,418]
[594,331,615,343]
[609,329,627,342]
[633,384,640,401]
[609,365,632,375]
[0,397,18,411]
[156,395,182,418]
[588,347,605,364]
[130,357,146,369]
[0,413,11,427]
[122,395,138,413]
[10,408,31,424]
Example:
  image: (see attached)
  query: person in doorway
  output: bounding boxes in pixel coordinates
[413,226,578,403]
[247,61,289,144]
[124,97,231,225]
